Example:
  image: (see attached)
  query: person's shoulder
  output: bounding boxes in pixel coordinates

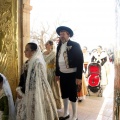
[33,58,45,68]
[32,58,41,66]
[69,40,80,46]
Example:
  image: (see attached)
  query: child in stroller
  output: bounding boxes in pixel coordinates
[87,62,102,97]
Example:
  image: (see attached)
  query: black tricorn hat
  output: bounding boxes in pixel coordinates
[56,26,74,37]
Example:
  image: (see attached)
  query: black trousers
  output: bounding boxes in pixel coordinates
[60,72,77,102]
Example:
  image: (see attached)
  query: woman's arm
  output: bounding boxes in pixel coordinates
[16,73,26,98]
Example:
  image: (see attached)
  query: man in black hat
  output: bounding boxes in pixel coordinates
[55,26,83,120]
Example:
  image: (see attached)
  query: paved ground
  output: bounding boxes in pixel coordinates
[58,63,114,120]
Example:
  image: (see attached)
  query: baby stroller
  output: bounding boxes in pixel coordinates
[87,62,102,97]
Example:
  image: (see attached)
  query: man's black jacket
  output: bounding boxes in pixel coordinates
[56,40,83,80]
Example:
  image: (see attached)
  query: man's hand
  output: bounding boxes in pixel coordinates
[76,79,82,85]
[55,76,60,81]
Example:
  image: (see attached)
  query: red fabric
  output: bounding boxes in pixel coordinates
[89,65,100,75]
[88,65,101,87]
[88,74,100,87]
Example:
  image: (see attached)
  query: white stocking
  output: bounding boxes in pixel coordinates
[63,98,69,117]
[71,102,77,120]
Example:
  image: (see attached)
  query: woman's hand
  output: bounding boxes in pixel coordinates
[55,76,60,81]
[17,92,22,99]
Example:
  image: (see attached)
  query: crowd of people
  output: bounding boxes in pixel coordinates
[0,26,111,120]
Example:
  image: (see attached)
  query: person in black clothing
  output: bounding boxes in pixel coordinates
[55,26,83,120]
[17,61,28,96]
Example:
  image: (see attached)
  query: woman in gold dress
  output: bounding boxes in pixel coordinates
[77,73,88,102]
[77,46,89,102]
[43,40,62,109]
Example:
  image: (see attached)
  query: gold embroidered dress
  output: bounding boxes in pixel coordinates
[77,73,88,98]
[43,51,62,109]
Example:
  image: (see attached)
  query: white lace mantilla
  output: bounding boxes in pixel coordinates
[24,58,58,120]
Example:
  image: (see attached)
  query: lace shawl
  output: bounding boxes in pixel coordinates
[24,58,58,120]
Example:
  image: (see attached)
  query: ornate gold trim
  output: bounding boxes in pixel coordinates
[0,0,18,99]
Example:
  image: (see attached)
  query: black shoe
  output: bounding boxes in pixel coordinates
[78,99,82,102]
[59,115,70,120]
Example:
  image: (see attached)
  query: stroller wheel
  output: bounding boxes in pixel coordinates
[98,94,102,97]
[98,92,102,97]
[98,87,103,97]
[100,94,102,97]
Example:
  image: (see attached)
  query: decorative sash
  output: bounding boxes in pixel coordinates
[63,51,69,69]
[58,44,72,69]
[47,64,55,69]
